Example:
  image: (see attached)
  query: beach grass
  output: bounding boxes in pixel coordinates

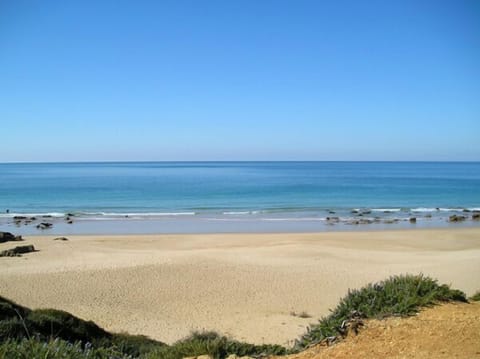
[0,274,468,358]
[0,338,129,358]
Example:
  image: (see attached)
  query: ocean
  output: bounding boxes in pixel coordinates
[1,161,479,234]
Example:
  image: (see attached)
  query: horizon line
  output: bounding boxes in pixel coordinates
[1,160,479,164]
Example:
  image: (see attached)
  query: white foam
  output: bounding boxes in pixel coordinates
[0,212,66,218]
[411,208,438,213]
[261,217,325,221]
[371,208,402,212]
[95,212,196,217]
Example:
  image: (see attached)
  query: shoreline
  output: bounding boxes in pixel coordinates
[1,228,479,346]
[7,222,480,237]
[2,212,479,236]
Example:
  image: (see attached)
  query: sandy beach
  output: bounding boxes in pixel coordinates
[0,228,479,347]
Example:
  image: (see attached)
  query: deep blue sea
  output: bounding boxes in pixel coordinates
[1,161,480,234]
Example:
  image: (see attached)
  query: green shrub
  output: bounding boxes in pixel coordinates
[0,338,128,359]
[26,309,111,343]
[104,332,166,357]
[145,331,286,359]
[0,296,29,321]
[294,274,467,350]
[470,291,480,302]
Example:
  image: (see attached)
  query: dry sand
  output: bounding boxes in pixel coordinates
[0,228,479,346]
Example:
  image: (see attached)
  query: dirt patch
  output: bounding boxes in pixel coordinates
[279,302,480,359]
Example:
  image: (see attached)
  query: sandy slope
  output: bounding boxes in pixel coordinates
[280,301,480,358]
[0,228,479,346]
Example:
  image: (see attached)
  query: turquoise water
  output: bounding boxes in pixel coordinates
[1,161,479,234]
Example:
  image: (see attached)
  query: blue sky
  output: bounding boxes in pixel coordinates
[0,0,479,161]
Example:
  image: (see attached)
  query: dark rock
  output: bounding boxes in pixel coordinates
[326,216,340,223]
[0,245,35,257]
[351,209,359,214]
[0,232,23,243]
[472,213,480,221]
[66,213,75,217]
[53,237,69,241]
[347,219,372,225]
[463,209,471,212]
[42,215,52,218]
[384,219,399,224]
[425,214,432,218]
[36,222,53,229]
[449,215,466,223]
[409,217,417,223]
[67,220,73,224]
[358,219,373,224]
[13,216,27,220]
[0,231,15,242]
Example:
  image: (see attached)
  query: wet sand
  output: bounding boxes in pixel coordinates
[0,228,479,346]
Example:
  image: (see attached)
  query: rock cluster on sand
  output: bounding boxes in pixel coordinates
[53,237,69,241]
[0,231,23,243]
[0,245,35,257]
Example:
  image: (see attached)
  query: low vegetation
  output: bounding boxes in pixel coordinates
[470,291,480,302]
[294,274,467,350]
[0,274,470,358]
[0,338,127,358]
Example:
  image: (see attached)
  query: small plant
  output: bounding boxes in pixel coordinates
[298,311,311,319]
[144,331,286,359]
[290,311,311,318]
[470,291,480,302]
[0,338,128,358]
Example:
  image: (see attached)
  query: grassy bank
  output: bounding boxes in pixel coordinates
[0,274,469,358]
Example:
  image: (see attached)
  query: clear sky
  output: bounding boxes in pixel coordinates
[0,0,479,161]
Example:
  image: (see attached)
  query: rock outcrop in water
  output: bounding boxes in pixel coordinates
[449,215,466,222]
[36,222,53,229]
